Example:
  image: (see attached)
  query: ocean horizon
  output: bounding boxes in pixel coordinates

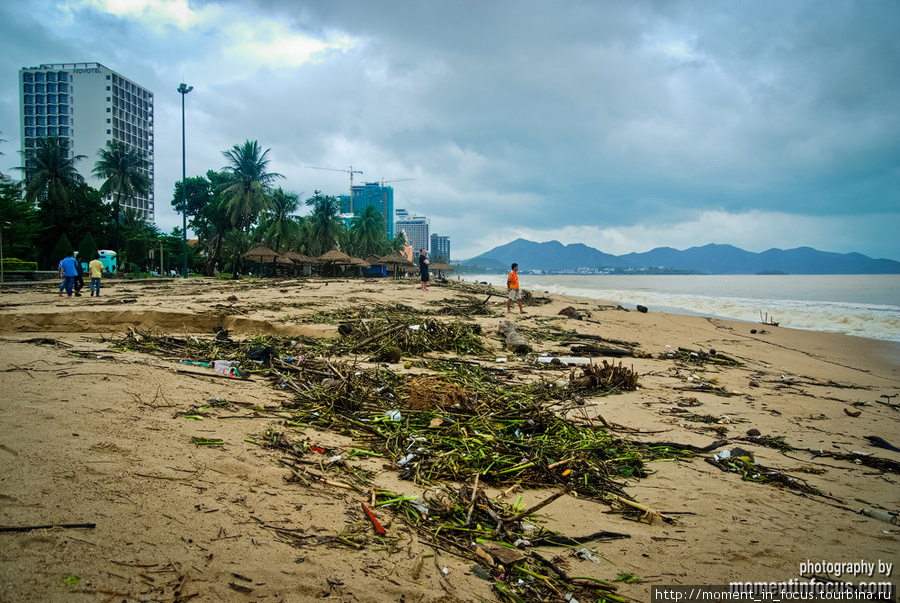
[463,273,900,344]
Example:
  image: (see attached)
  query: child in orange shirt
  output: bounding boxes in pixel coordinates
[507,263,525,314]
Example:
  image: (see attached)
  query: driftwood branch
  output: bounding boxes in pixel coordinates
[465,472,481,527]
[498,320,531,354]
[0,523,96,533]
[347,323,407,351]
[634,440,728,453]
[501,484,573,523]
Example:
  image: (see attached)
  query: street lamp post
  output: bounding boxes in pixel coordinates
[177,82,193,278]
[0,221,9,284]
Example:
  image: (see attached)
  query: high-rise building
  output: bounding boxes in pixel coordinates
[18,62,155,221]
[339,182,395,238]
[430,234,450,262]
[395,211,430,253]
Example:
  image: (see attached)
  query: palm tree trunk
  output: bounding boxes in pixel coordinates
[203,234,222,277]
[114,192,122,252]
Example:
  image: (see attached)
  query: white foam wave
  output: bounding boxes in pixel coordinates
[467,275,900,342]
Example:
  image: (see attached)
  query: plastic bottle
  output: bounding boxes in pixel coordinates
[859,508,899,525]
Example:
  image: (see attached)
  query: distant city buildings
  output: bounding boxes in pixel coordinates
[395,210,430,253]
[430,234,450,262]
[18,62,156,221]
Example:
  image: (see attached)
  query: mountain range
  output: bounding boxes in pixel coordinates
[461,239,900,274]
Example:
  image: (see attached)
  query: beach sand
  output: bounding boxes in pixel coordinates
[0,276,897,602]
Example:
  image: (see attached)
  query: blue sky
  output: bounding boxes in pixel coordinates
[2,0,898,260]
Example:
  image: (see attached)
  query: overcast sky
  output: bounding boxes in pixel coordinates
[2,0,899,260]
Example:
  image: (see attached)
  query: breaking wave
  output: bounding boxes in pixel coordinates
[467,274,900,343]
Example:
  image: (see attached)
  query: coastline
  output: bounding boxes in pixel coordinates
[1,276,897,602]
[463,273,900,345]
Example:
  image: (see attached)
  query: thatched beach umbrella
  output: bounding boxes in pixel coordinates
[280,251,317,276]
[428,261,454,279]
[377,252,415,279]
[243,245,280,276]
[318,248,352,264]
[376,252,408,265]
[318,248,353,276]
[243,245,279,262]
[281,251,304,263]
[346,256,370,277]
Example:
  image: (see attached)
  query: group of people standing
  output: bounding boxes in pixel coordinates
[57,251,105,298]
[417,249,525,315]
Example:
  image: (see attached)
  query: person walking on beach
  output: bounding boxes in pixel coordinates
[57,258,67,296]
[419,248,429,292]
[507,262,525,314]
[89,253,104,297]
[59,251,80,298]
[73,269,84,297]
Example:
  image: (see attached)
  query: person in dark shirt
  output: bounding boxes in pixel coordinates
[419,249,429,292]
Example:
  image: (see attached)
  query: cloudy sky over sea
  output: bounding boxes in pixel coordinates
[2,0,898,261]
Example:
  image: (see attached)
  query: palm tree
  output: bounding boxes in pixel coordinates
[349,204,388,257]
[120,207,160,242]
[222,228,250,277]
[258,187,300,252]
[92,140,151,252]
[305,192,345,256]
[292,216,314,256]
[220,140,283,231]
[390,231,408,254]
[22,137,86,213]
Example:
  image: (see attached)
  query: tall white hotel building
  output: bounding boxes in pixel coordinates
[18,62,155,221]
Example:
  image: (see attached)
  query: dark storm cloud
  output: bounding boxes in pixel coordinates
[2,0,898,259]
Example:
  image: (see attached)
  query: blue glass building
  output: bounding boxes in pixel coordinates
[339,182,395,238]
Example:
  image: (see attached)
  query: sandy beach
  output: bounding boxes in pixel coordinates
[0,275,897,603]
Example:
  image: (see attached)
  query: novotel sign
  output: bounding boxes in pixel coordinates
[72,67,102,74]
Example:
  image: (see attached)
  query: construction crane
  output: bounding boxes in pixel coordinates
[304,165,363,213]
[380,177,414,186]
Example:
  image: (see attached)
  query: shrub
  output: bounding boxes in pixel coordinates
[1,258,39,271]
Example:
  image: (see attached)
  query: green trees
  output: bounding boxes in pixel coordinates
[23,137,86,215]
[92,140,151,253]
[172,171,232,276]
[20,137,111,266]
[0,179,39,263]
[349,204,388,258]
[222,229,250,276]
[166,139,407,276]
[51,234,74,266]
[258,187,301,253]
[220,140,282,231]
[78,232,99,266]
[305,192,345,256]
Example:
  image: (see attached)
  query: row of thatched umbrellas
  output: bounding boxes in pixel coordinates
[243,245,454,274]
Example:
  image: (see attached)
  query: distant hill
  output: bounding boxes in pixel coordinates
[461,240,900,274]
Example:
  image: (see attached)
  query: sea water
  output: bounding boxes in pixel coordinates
[464,274,900,343]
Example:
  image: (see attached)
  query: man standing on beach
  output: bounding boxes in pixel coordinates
[89,253,104,297]
[419,248,429,292]
[507,262,525,314]
[59,251,80,298]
